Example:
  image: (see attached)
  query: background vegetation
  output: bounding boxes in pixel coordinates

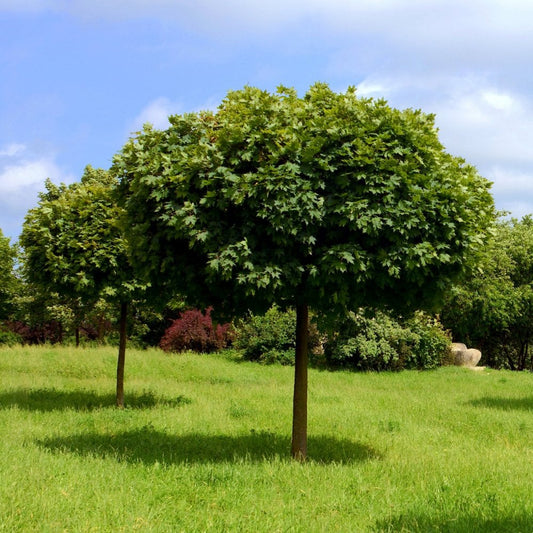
[441,216,533,371]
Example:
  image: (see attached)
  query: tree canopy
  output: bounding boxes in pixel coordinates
[113,83,495,458]
[114,84,493,313]
[21,167,131,305]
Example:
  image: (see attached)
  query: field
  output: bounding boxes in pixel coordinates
[0,345,532,532]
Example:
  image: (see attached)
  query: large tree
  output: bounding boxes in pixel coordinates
[113,84,495,459]
[20,166,141,406]
[441,216,533,371]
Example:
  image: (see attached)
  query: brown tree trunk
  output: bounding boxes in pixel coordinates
[291,303,309,461]
[116,302,128,409]
[97,315,105,344]
[75,326,80,347]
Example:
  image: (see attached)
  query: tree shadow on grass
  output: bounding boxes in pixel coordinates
[37,428,380,465]
[468,396,533,411]
[375,512,533,532]
[0,388,191,412]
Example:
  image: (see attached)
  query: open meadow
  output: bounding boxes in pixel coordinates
[0,345,532,532]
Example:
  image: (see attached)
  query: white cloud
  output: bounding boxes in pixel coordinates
[488,167,533,196]
[0,0,49,12]
[356,80,393,98]
[0,158,62,194]
[349,74,533,217]
[0,143,26,157]
[3,1,530,43]
[435,83,533,167]
[482,91,516,112]
[0,145,75,239]
[130,97,181,133]
[352,74,533,166]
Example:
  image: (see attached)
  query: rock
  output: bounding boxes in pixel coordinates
[453,346,482,367]
[450,343,467,365]
[463,348,482,366]
[451,342,467,351]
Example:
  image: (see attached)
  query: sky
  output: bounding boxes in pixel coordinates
[1,0,532,241]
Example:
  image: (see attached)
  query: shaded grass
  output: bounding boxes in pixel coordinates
[0,388,191,411]
[376,512,533,533]
[1,345,532,532]
[37,428,378,465]
[468,396,533,411]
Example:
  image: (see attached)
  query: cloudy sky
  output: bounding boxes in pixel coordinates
[1,0,532,241]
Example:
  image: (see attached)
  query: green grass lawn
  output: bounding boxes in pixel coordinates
[0,345,532,532]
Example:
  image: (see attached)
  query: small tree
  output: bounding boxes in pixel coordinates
[20,166,143,406]
[0,229,18,320]
[441,216,533,370]
[114,84,494,459]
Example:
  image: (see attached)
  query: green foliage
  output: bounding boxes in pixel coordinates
[0,229,18,320]
[0,325,22,346]
[441,216,533,370]
[113,83,495,316]
[20,166,134,305]
[325,310,451,371]
[235,306,321,365]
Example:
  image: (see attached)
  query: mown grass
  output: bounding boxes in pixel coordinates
[0,345,532,532]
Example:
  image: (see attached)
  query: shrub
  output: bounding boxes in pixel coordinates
[324,310,450,371]
[159,308,232,353]
[234,306,321,365]
[0,324,22,346]
[4,320,62,345]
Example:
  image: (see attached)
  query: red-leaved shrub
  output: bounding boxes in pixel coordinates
[5,320,63,344]
[159,308,233,353]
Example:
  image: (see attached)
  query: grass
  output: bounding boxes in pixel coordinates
[0,344,532,532]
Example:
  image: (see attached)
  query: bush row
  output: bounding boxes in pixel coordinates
[1,305,451,371]
[158,305,450,371]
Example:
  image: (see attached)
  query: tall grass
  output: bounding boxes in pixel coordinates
[0,345,532,532]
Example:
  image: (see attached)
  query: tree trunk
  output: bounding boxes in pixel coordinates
[291,303,309,461]
[116,301,128,409]
[518,340,527,371]
[97,315,105,344]
[75,326,80,347]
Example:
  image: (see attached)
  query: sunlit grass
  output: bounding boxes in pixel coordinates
[0,345,532,531]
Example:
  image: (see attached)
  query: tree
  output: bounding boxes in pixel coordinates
[113,84,495,459]
[20,166,142,406]
[0,229,18,320]
[441,216,533,370]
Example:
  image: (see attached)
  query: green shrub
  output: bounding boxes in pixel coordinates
[234,306,320,365]
[324,310,450,371]
[0,325,22,346]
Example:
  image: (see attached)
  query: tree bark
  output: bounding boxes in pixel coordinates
[291,303,309,461]
[75,326,80,347]
[116,301,128,409]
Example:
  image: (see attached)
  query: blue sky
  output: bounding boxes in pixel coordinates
[1,0,532,241]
